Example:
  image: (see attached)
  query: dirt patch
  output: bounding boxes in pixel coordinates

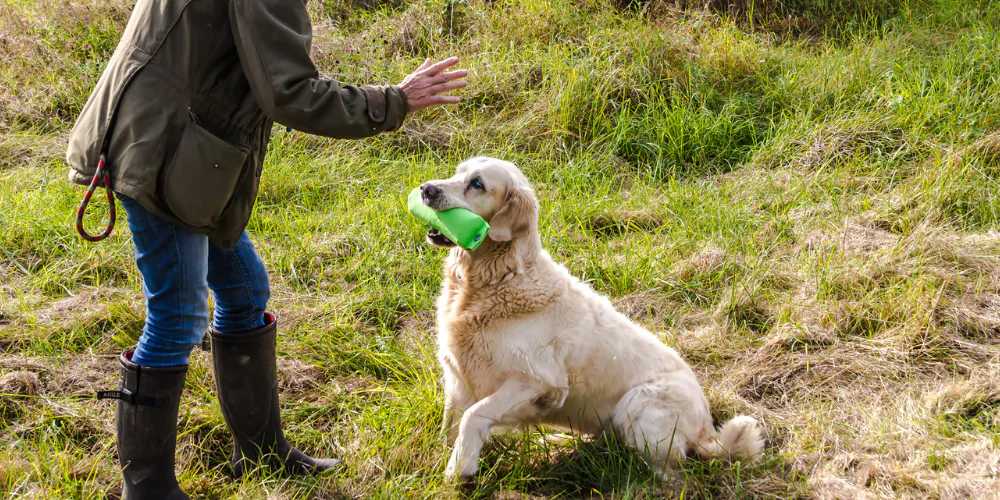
[277,357,325,395]
[840,223,899,254]
[763,322,837,352]
[666,244,744,306]
[731,341,910,407]
[792,127,914,172]
[349,2,438,58]
[802,222,898,255]
[267,297,341,333]
[715,289,774,335]
[0,145,32,171]
[808,451,930,498]
[276,357,379,399]
[331,376,377,396]
[0,369,40,419]
[612,292,681,325]
[0,355,117,397]
[943,292,1000,342]
[582,209,666,238]
[0,370,41,396]
[522,66,545,90]
[33,287,135,327]
[803,440,1000,499]
[0,310,12,334]
[672,320,728,355]
[395,310,435,353]
[397,311,433,335]
[673,244,731,279]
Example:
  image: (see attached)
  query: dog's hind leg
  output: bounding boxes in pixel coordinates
[446,378,566,479]
[611,381,700,480]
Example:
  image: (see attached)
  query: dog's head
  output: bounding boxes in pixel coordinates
[419,156,538,249]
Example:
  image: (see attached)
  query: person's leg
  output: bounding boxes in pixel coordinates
[205,232,339,476]
[206,230,269,332]
[119,194,210,367]
[111,193,210,500]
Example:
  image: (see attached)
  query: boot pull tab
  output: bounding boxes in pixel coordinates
[96,388,169,407]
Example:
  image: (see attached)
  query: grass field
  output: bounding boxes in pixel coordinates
[2,0,999,498]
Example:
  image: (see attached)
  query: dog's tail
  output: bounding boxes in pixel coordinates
[695,415,764,461]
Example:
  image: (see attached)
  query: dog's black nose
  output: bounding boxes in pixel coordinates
[421,183,442,199]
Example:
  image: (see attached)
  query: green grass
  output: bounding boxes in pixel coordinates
[2,0,999,497]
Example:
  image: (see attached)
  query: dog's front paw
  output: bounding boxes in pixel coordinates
[445,451,478,480]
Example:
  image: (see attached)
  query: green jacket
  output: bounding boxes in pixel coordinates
[66,0,408,250]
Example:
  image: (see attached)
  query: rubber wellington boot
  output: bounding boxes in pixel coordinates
[209,313,339,477]
[99,351,189,500]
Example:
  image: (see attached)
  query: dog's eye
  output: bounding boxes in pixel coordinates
[469,178,484,190]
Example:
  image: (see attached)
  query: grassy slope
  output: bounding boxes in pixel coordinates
[1,0,999,498]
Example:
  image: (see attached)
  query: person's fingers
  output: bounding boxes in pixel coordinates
[430,70,469,84]
[407,94,462,111]
[403,59,432,81]
[429,80,467,94]
[402,58,464,111]
[408,80,466,102]
[407,75,465,93]
[403,71,465,94]
[421,56,460,76]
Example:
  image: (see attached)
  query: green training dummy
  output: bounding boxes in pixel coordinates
[407,188,490,251]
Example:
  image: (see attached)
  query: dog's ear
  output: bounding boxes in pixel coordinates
[488,183,536,242]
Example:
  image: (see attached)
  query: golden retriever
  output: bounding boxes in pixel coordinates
[418,156,764,480]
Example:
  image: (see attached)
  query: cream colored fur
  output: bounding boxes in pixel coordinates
[421,157,764,480]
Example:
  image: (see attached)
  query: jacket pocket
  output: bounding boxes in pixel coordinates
[161,118,249,228]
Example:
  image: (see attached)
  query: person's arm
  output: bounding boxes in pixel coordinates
[229,0,406,138]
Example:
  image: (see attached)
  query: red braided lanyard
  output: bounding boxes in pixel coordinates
[75,152,116,242]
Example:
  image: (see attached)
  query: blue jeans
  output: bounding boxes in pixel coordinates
[117,194,270,367]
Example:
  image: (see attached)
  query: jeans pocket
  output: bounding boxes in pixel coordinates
[161,117,248,228]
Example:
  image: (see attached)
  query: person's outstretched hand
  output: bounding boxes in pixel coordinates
[399,57,468,113]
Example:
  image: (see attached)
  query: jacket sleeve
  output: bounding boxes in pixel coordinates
[229,0,407,138]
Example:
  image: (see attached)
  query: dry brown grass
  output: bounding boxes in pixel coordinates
[2,0,998,497]
[0,0,132,129]
[679,214,1000,498]
[0,355,117,398]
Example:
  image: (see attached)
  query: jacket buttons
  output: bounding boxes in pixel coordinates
[373,109,381,118]
[214,164,219,168]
